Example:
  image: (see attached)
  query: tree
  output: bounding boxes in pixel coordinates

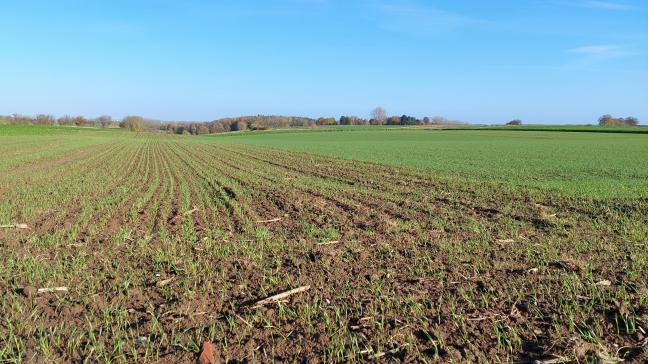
[598,115,614,126]
[386,116,401,125]
[371,107,387,125]
[507,119,522,126]
[121,116,145,131]
[400,115,418,125]
[623,116,639,126]
[340,116,359,125]
[598,115,640,127]
[96,115,113,128]
[35,114,55,125]
[230,120,247,131]
[196,124,210,135]
[58,115,74,125]
[73,116,87,127]
[208,122,226,133]
[9,113,33,124]
[249,120,268,130]
[317,117,337,126]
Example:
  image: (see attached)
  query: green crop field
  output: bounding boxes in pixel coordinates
[1,125,647,363]
[0,124,124,136]
[211,127,648,199]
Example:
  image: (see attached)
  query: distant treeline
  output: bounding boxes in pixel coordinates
[165,115,464,135]
[2,112,640,135]
[1,114,121,128]
[598,115,639,127]
[0,113,465,135]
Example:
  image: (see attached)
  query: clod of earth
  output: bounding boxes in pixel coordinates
[20,286,37,298]
[198,341,221,364]
[156,277,175,287]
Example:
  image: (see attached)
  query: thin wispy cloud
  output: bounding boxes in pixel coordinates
[374,1,482,36]
[581,1,636,10]
[551,1,638,11]
[568,44,633,58]
[293,0,329,4]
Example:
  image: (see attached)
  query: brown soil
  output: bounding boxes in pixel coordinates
[1,140,646,363]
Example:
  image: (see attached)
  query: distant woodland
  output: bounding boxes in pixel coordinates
[0,110,640,135]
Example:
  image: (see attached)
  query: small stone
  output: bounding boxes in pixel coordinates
[72,304,84,314]
[21,286,37,298]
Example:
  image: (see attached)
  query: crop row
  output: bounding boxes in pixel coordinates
[0,136,646,362]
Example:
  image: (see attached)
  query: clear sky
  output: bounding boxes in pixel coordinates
[1,0,646,124]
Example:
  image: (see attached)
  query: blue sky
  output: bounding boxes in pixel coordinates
[1,0,646,123]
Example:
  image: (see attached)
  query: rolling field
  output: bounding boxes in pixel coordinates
[1,126,647,363]
[211,127,648,199]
